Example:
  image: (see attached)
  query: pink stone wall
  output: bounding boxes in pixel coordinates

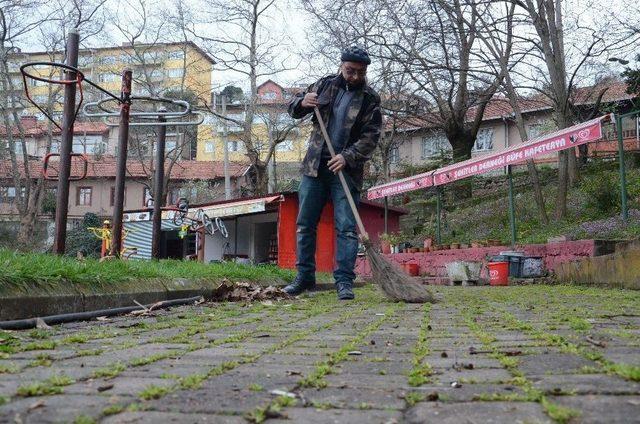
[356,240,597,278]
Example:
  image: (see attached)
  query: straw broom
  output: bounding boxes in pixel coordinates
[314,107,435,303]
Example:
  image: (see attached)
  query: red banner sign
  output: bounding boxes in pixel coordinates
[367,116,608,200]
[366,173,434,200]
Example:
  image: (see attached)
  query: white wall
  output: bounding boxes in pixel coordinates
[203,212,278,263]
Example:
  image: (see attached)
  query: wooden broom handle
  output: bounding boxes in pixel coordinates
[313,107,369,240]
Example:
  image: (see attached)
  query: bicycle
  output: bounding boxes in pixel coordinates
[171,198,229,238]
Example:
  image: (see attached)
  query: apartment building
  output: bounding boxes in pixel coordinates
[388,80,638,174]
[0,158,251,223]
[196,80,312,169]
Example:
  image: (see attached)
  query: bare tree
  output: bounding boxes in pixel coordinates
[105,0,200,206]
[301,0,513,199]
[508,0,629,218]
[177,0,300,195]
[1,0,105,247]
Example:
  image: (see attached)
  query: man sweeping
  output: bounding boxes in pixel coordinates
[285,46,382,300]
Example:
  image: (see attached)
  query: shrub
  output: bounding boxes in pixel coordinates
[580,172,620,216]
[65,213,102,258]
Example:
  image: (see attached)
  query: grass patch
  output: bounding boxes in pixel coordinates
[92,362,126,379]
[178,374,208,390]
[248,383,264,392]
[62,334,90,344]
[139,385,172,400]
[101,404,125,416]
[405,392,426,406]
[21,340,56,352]
[541,398,581,423]
[0,363,18,374]
[73,415,96,424]
[28,329,51,340]
[246,395,297,423]
[606,363,640,382]
[16,374,74,397]
[76,349,103,357]
[28,353,53,368]
[0,249,295,294]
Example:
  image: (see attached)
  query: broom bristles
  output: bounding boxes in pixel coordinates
[364,241,436,303]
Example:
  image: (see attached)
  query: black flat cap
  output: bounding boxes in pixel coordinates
[341,45,371,65]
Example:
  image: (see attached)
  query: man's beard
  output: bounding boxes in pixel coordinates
[346,80,365,91]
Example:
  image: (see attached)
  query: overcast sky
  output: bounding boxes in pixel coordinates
[16,0,636,94]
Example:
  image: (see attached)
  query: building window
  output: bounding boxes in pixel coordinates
[98,73,117,83]
[110,187,126,207]
[473,128,494,151]
[421,133,450,158]
[261,91,277,100]
[169,187,197,205]
[167,68,184,78]
[276,139,293,152]
[168,50,185,60]
[229,140,241,152]
[527,123,544,140]
[100,55,117,65]
[205,142,215,153]
[0,187,17,203]
[143,187,153,207]
[72,136,105,155]
[76,187,92,206]
[389,146,399,164]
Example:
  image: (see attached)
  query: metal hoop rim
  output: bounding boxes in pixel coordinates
[20,61,85,85]
[89,96,191,116]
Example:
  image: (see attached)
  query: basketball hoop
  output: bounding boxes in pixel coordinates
[20,62,86,131]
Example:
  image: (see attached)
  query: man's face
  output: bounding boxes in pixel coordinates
[341,61,367,87]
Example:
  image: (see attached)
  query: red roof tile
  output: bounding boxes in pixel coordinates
[0,119,109,138]
[388,80,635,131]
[0,159,250,180]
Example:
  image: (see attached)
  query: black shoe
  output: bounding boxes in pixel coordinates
[283,277,316,295]
[336,282,354,300]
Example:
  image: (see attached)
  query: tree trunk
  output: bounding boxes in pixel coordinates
[449,136,474,199]
[253,162,269,196]
[17,183,44,248]
[526,160,549,224]
[567,147,579,185]
[555,150,568,219]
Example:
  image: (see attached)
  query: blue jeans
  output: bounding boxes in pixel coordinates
[296,161,360,285]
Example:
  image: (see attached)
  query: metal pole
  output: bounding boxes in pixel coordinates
[110,69,132,257]
[436,187,442,245]
[507,165,517,246]
[615,114,629,222]
[151,108,167,259]
[383,196,388,234]
[222,95,231,200]
[52,28,79,255]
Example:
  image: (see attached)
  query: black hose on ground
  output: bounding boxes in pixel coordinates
[0,296,202,331]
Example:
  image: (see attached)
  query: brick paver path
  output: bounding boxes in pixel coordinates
[1,285,639,423]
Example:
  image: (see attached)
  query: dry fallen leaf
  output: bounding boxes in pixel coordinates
[28,400,45,411]
[35,318,51,330]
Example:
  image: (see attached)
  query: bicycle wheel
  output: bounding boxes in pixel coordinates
[172,210,186,226]
[215,217,229,238]
[203,213,215,236]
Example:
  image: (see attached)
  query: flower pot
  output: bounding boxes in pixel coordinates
[381,240,391,254]
[423,238,433,249]
[450,243,460,249]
